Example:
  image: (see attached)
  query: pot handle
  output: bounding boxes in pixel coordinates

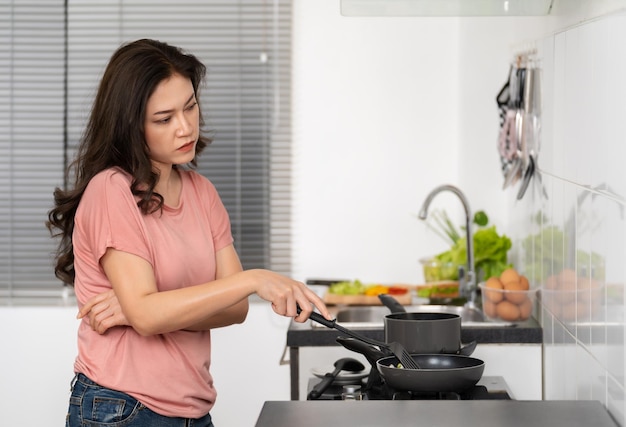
[458,340,477,356]
[378,294,407,313]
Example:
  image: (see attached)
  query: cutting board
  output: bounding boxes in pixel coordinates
[323,291,412,306]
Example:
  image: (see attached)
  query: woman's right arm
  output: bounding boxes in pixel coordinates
[95,246,330,336]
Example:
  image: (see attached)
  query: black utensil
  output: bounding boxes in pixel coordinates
[304,309,420,369]
[308,357,365,400]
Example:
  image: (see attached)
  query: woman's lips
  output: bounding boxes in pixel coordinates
[177,141,195,153]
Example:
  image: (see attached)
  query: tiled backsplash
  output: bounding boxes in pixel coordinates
[507,11,626,426]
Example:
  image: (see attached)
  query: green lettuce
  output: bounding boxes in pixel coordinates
[435,226,512,281]
[328,279,366,295]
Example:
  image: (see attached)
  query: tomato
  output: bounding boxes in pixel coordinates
[387,286,409,295]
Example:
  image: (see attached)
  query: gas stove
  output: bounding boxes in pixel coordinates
[306,376,513,401]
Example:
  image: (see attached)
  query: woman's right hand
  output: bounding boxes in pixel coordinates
[77,289,130,334]
[249,269,332,322]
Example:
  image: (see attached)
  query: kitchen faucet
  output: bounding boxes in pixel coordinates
[418,185,477,307]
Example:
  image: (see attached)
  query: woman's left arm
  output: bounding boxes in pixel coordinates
[183,244,248,331]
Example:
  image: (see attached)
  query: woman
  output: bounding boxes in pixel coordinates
[47,39,330,426]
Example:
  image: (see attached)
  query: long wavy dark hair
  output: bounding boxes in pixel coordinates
[47,39,212,285]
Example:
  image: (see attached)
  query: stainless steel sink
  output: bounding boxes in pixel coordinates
[313,305,513,328]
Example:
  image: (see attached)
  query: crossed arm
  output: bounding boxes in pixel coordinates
[78,243,330,335]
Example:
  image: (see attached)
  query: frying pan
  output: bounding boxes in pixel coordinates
[377,354,484,392]
[337,337,484,393]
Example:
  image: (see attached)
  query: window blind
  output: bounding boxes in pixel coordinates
[1,0,292,297]
[0,1,66,297]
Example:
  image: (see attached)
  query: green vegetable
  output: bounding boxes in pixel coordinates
[416,283,459,298]
[423,209,490,246]
[435,226,512,281]
[473,211,489,227]
[328,280,366,295]
[423,209,462,245]
[521,225,566,283]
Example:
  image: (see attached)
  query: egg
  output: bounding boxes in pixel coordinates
[484,276,504,303]
[519,275,530,290]
[503,281,528,304]
[500,268,520,286]
[481,268,536,322]
[496,300,520,321]
[558,269,577,291]
[544,275,558,289]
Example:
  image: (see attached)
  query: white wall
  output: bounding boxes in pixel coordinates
[506,8,626,426]
[291,0,544,285]
[0,306,77,426]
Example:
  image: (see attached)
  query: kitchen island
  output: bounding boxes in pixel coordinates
[255,400,617,427]
[286,316,542,400]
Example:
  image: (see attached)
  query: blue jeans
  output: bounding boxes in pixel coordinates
[66,373,215,427]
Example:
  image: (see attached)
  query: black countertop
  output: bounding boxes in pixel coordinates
[255,400,617,427]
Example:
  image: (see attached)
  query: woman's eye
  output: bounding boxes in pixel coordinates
[186,102,197,111]
[157,117,171,124]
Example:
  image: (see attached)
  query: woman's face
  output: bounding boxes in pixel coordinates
[144,73,199,171]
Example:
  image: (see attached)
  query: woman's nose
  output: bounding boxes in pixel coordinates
[176,114,192,136]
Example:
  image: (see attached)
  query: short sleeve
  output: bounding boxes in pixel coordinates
[74,169,152,266]
[186,171,233,252]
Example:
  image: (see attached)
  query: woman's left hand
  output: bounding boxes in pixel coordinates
[77,289,130,334]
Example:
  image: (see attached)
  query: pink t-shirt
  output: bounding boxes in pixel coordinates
[72,167,233,417]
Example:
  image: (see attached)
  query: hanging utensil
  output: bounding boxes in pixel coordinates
[517,154,535,200]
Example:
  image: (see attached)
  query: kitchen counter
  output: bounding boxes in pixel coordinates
[255,400,617,427]
[286,316,542,399]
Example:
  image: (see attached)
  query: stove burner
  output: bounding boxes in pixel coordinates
[307,376,513,401]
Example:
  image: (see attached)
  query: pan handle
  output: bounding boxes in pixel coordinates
[336,337,387,366]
